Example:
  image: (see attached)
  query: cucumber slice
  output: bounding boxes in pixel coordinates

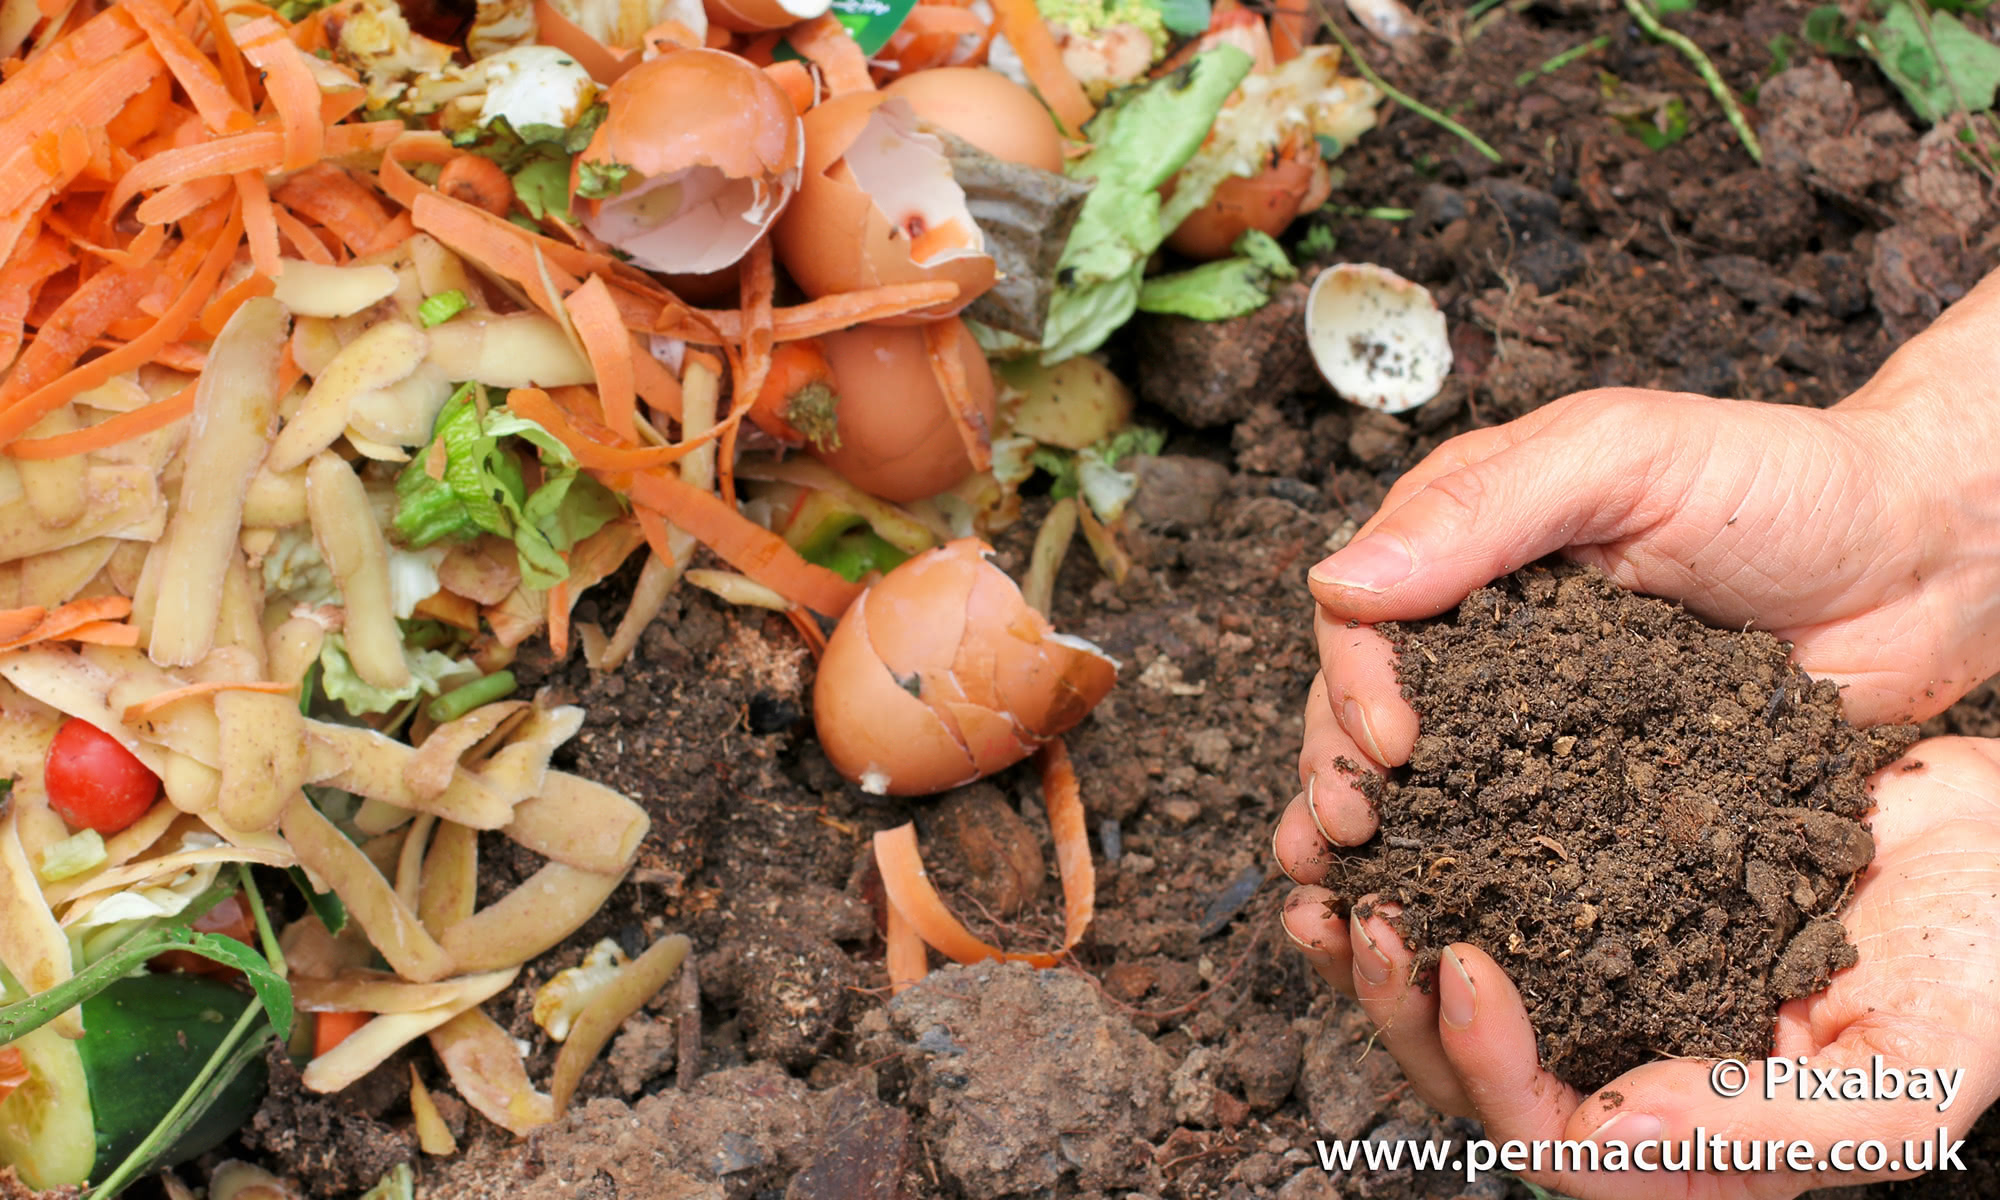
[0,1023,95,1189]
[0,974,270,1189]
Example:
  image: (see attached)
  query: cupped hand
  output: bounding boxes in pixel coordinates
[1278,737,2000,1198]
[1284,270,2000,856]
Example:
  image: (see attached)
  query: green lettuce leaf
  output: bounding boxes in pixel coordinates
[1040,47,1255,364]
[394,387,625,590]
[318,634,465,716]
[1136,230,1297,320]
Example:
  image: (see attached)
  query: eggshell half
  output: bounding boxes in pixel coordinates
[576,49,804,276]
[772,93,996,321]
[1305,263,1452,413]
[813,539,1118,795]
[882,68,1064,173]
[815,318,995,503]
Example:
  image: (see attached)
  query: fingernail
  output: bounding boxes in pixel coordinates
[1304,775,1335,846]
[1274,822,1304,884]
[1440,947,1477,1029]
[1591,1111,1664,1146]
[1351,912,1391,986]
[1310,536,1413,593]
[1343,698,1388,765]
[1280,909,1328,960]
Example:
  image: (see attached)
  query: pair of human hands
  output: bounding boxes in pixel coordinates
[1276,272,2000,1196]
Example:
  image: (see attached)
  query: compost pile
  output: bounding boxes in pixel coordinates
[1328,563,1918,1089]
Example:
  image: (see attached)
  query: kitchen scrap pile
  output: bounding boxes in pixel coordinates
[0,0,1385,1190]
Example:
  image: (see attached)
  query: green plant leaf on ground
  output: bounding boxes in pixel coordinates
[1863,1,2000,122]
[1803,4,1864,55]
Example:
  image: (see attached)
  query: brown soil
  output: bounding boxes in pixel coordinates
[147,0,2000,1195]
[1322,564,1916,1090]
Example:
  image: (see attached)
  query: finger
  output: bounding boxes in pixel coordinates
[1354,420,1538,542]
[1349,902,1473,1116]
[1300,673,1382,845]
[1281,885,1355,997]
[1307,390,1684,623]
[1274,791,1333,886]
[1434,943,1585,1145]
[1315,608,1418,767]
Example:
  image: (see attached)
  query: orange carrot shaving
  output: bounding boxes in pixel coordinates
[724,238,777,505]
[0,595,132,652]
[563,275,636,442]
[872,737,1095,968]
[506,387,719,472]
[435,153,514,218]
[273,164,391,254]
[547,577,572,659]
[883,891,929,994]
[0,230,70,372]
[618,469,861,618]
[133,175,231,226]
[8,379,194,459]
[63,620,142,647]
[902,5,985,35]
[314,1010,370,1057]
[412,192,579,320]
[784,606,828,660]
[239,16,325,171]
[359,211,415,256]
[120,678,296,724]
[124,0,252,134]
[0,608,43,644]
[238,170,282,280]
[787,15,874,96]
[106,67,175,149]
[0,203,241,447]
[272,205,335,264]
[989,0,1093,135]
[0,266,151,416]
[925,318,992,471]
[194,0,255,109]
[111,121,400,218]
[654,281,961,342]
[0,1046,26,1105]
[633,504,677,568]
[200,269,276,337]
[763,59,815,115]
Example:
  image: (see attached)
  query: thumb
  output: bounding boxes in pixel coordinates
[1307,393,1681,623]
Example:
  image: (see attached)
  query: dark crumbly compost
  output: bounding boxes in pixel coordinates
[1329,564,1917,1092]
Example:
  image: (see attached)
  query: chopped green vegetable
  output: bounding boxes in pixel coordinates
[426,670,518,723]
[575,159,633,199]
[317,633,465,717]
[394,385,625,590]
[1041,48,1255,363]
[1861,1,2000,122]
[35,830,105,883]
[511,157,574,222]
[1036,0,1169,47]
[1150,0,1210,37]
[288,865,349,935]
[418,289,470,327]
[1137,230,1296,320]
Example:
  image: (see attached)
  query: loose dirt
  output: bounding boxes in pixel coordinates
[1322,564,1917,1090]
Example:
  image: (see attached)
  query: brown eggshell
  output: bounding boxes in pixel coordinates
[771,92,996,321]
[704,0,830,31]
[575,49,803,275]
[812,539,1117,795]
[1166,148,1328,262]
[814,317,995,503]
[882,68,1065,173]
[813,585,978,793]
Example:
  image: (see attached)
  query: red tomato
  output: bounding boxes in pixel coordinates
[45,719,160,834]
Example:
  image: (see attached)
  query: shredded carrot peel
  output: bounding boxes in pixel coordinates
[872,739,1095,974]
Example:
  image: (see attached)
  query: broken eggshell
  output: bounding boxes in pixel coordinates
[1304,263,1451,413]
[772,93,997,322]
[574,49,803,276]
[813,539,1118,796]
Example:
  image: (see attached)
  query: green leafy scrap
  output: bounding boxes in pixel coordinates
[1152,0,1212,36]
[1136,230,1296,320]
[450,105,608,223]
[418,289,470,328]
[1861,1,2000,123]
[393,386,625,591]
[1040,47,1255,363]
[575,159,634,200]
[1803,4,1863,55]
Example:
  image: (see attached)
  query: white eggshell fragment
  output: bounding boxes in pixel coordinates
[1304,263,1451,414]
